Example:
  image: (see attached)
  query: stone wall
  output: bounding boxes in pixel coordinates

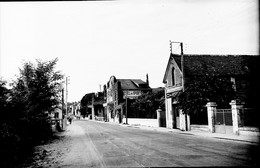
[123,118,158,127]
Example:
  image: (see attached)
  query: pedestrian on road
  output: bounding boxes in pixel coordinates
[68,116,72,124]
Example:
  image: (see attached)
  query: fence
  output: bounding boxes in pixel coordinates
[206,101,259,135]
[214,109,233,134]
[215,109,232,126]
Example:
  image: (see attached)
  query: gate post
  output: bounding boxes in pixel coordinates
[91,105,95,120]
[157,108,166,127]
[179,110,191,131]
[230,100,244,135]
[206,102,217,133]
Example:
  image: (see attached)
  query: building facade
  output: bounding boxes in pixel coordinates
[163,54,259,130]
[104,75,152,123]
[80,92,105,120]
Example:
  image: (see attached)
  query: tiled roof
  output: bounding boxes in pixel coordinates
[117,79,151,90]
[131,79,148,87]
[172,54,259,76]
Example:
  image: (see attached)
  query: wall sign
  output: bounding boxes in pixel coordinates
[123,90,142,99]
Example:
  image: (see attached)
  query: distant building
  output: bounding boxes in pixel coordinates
[80,92,105,120]
[163,54,259,129]
[53,106,63,120]
[68,102,80,115]
[91,92,105,120]
[104,75,152,123]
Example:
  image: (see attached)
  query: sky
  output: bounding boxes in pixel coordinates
[0,0,259,102]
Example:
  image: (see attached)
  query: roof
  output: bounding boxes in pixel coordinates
[163,54,259,83]
[117,79,151,90]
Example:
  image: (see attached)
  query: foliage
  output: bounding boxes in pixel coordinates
[14,58,63,136]
[177,74,236,115]
[0,58,63,167]
[131,89,165,118]
[0,80,10,115]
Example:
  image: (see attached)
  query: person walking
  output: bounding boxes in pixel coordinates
[68,116,72,124]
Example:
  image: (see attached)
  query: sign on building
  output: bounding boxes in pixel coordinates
[123,90,142,99]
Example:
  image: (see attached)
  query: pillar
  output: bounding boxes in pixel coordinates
[157,109,162,127]
[92,93,95,120]
[206,102,217,133]
[92,106,95,120]
[165,98,173,129]
[179,110,190,131]
[230,100,244,135]
[157,109,166,127]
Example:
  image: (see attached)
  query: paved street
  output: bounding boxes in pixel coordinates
[57,120,258,167]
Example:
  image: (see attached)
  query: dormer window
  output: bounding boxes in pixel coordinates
[172,67,175,86]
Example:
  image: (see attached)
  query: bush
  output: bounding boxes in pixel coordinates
[0,58,63,167]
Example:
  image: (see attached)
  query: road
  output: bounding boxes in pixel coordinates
[56,120,257,167]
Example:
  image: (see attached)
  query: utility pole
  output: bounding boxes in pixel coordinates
[170,41,187,130]
[62,88,64,129]
[125,96,128,125]
[66,77,68,118]
[65,76,70,123]
[179,43,188,131]
[169,41,184,90]
[180,42,184,91]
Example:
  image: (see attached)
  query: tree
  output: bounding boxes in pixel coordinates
[131,89,165,118]
[0,80,9,116]
[177,74,236,116]
[0,59,63,167]
[10,58,64,139]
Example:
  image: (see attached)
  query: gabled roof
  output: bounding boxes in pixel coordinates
[163,54,259,83]
[163,55,177,83]
[117,79,151,90]
[131,79,149,88]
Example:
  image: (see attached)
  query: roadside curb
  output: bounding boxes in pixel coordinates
[120,123,259,144]
[139,125,260,144]
[83,119,259,144]
[212,137,259,144]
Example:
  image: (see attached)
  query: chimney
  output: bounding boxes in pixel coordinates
[146,73,149,86]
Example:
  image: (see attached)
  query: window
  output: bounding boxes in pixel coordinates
[172,67,175,86]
